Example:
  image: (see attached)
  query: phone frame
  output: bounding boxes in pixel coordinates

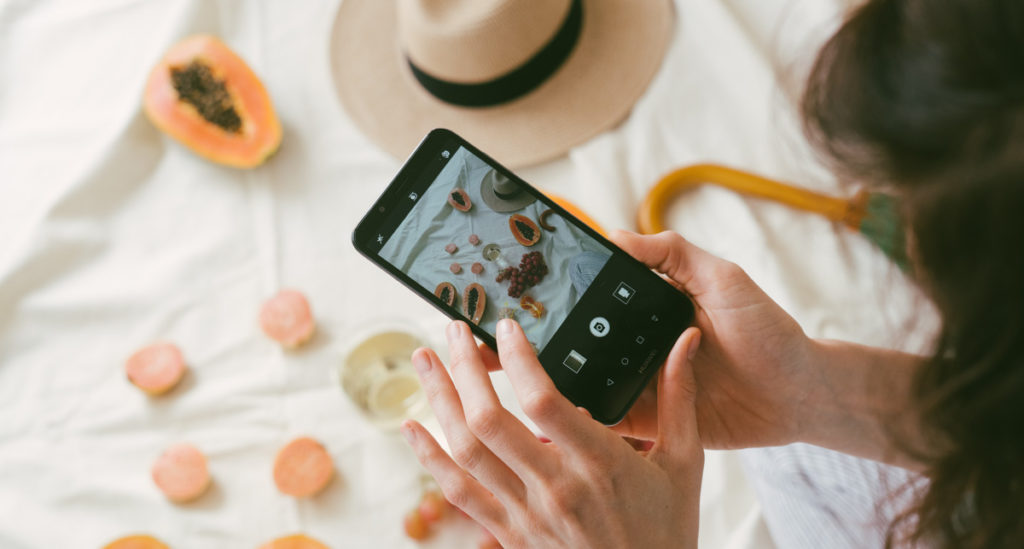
[352,128,693,424]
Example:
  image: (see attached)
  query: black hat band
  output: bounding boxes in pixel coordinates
[405,0,583,108]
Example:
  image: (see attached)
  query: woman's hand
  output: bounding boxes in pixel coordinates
[607,231,816,449]
[402,319,704,549]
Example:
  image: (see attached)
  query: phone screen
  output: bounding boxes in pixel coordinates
[354,129,693,424]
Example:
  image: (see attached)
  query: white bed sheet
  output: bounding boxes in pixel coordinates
[0,0,934,547]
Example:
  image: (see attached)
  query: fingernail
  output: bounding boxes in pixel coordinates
[446,321,461,341]
[400,421,416,445]
[412,352,431,374]
[687,331,701,360]
[497,319,514,336]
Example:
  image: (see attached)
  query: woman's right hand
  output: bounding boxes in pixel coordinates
[606,230,816,449]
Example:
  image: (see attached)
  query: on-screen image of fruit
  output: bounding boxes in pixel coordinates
[378,144,612,354]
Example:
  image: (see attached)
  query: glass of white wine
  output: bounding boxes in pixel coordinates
[338,320,431,430]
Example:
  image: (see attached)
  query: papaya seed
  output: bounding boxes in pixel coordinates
[170,60,243,133]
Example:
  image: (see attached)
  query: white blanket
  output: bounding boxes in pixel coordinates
[0,0,933,547]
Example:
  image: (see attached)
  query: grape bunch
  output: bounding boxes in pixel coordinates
[495,251,549,298]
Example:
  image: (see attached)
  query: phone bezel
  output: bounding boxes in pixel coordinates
[352,128,693,424]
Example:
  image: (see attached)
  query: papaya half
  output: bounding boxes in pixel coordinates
[448,188,472,212]
[143,35,281,168]
[258,534,330,549]
[435,281,457,307]
[103,535,170,549]
[462,283,486,324]
[509,214,541,246]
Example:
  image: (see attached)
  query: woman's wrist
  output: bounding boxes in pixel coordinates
[794,339,924,468]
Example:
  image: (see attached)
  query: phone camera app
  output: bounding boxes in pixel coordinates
[378,146,611,355]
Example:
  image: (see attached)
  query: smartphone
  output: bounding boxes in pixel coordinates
[352,129,695,424]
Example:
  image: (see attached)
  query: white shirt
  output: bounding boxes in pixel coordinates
[741,444,918,548]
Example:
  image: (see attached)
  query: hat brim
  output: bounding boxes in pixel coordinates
[480,169,537,212]
[330,0,675,168]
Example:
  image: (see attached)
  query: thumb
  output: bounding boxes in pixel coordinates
[651,327,702,463]
[608,230,719,296]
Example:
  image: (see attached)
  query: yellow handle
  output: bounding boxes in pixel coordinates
[637,164,868,234]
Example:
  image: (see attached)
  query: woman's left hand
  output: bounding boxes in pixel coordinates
[401,319,704,549]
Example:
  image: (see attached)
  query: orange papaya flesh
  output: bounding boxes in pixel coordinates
[103,535,170,549]
[144,35,281,168]
[508,214,541,246]
[463,283,486,324]
[258,534,330,549]
[435,282,457,306]
[546,193,606,237]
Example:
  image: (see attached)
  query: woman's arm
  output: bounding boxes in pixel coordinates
[608,231,927,470]
[800,339,925,469]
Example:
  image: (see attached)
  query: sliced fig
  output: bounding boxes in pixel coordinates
[260,290,316,348]
[151,443,210,503]
[273,437,333,498]
[468,234,480,245]
[471,262,484,274]
[445,243,458,254]
[462,283,486,324]
[450,263,462,274]
[125,342,187,396]
[448,188,472,212]
[434,282,457,306]
[508,214,540,246]
[538,209,557,232]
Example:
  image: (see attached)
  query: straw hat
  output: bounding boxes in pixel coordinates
[331,0,675,168]
[480,169,536,212]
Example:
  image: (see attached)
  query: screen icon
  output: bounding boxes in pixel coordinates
[408,192,418,201]
[563,350,587,373]
[441,150,451,159]
[614,282,635,304]
[589,317,610,338]
[376,234,384,245]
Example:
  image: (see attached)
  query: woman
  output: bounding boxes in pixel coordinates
[399,0,1024,547]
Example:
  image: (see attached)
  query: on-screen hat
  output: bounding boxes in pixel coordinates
[479,168,536,212]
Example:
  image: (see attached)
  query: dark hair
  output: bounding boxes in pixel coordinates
[801,0,1024,547]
